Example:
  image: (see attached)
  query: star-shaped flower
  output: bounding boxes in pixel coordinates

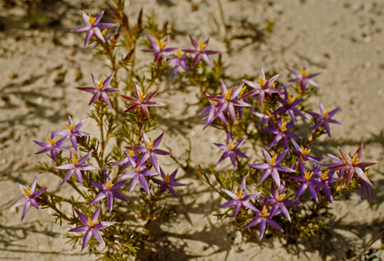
[272,87,308,123]
[217,177,261,217]
[13,176,48,221]
[312,169,340,203]
[72,11,118,47]
[34,133,70,161]
[199,93,228,129]
[306,101,343,137]
[291,139,323,164]
[152,168,187,199]
[260,120,301,150]
[77,72,120,107]
[249,149,295,187]
[53,116,90,151]
[112,150,137,172]
[121,83,166,118]
[183,35,221,67]
[168,50,190,78]
[142,36,179,62]
[288,66,320,91]
[214,132,249,170]
[252,110,275,128]
[89,169,129,213]
[69,206,116,251]
[57,151,100,186]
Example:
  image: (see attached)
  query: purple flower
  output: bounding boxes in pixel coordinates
[249,149,295,187]
[288,66,320,91]
[57,151,100,186]
[117,156,157,195]
[152,168,187,199]
[53,116,90,151]
[291,139,322,164]
[142,36,179,62]
[77,72,120,107]
[260,120,301,150]
[258,183,301,222]
[217,177,261,217]
[306,101,343,137]
[252,110,275,128]
[312,169,340,203]
[288,161,326,202]
[327,143,376,186]
[199,93,228,129]
[241,66,282,108]
[33,133,70,161]
[112,150,137,172]
[125,131,172,173]
[89,169,129,213]
[241,205,283,240]
[204,80,252,123]
[358,171,373,202]
[13,176,48,221]
[214,132,249,170]
[272,87,308,123]
[69,206,116,251]
[183,35,220,67]
[72,11,117,47]
[121,83,166,119]
[168,51,190,78]
[89,28,114,49]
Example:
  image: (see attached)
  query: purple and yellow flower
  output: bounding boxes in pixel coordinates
[241,205,284,240]
[249,149,295,187]
[72,11,118,47]
[77,72,120,107]
[121,83,166,119]
[112,150,137,172]
[258,183,301,222]
[217,177,261,217]
[117,156,157,195]
[358,171,373,202]
[13,176,48,221]
[306,101,343,137]
[57,151,100,186]
[252,110,275,128]
[312,169,340,203]
[260,120,301,150]
[272,87,308,123]
[204,80,252,123]
[142,36,179,62]
[69,206,116,251]
[241,66,282,108]
[199,93,228,129]
[214,132,249,170]
[168,50,189,78]
[183,35,220,67]
[53,116,90,151]
[89,169,129,213]
[34,133,70,161]
[152,168,187,199]
[125,131,172,173]
[291,139,322,164]
[327,143,376,186]
[288,66,320,91]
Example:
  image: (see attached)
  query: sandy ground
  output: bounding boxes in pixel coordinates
[1,0,384,260]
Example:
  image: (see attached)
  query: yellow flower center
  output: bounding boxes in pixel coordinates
[88,14,96,25]
[258,75,266,86]
[235,188,244,199]
[211,100,217,106]
[135,166,141,172]
[270,82,276,88]
[276,191,286,201]
[365,170,370,179]
[301,68,309,77]
[88,217,99,227]
[267,155,277,166]
[304,170,313,180]
[65,122,75,131]
[351,153,362,165]
[47,137,56,146]
[164,173,170,183]
[128,150,134,157]
[301,146,311,156]
[266,111,273,119]
[323,108,330,118]
[228,139,236,150]
[104,178,113,189]
[287,94,296,105]
[138,89,147,101]
[23,187,32,197]
[320,170,330,180]
[278,121,287,132]
[71,154,78,165]
[223,89,232,100]
[96,79,104,89]
[198,41,207,51]
[176,50,183,58]
[239,86,247,96]
[157,39,167,49]
[144,139,154,150]
[260,205,270,217]
[102,29,107,36]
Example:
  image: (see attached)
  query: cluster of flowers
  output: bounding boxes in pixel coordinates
[200,66,376,239]
[12,10,187,252]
